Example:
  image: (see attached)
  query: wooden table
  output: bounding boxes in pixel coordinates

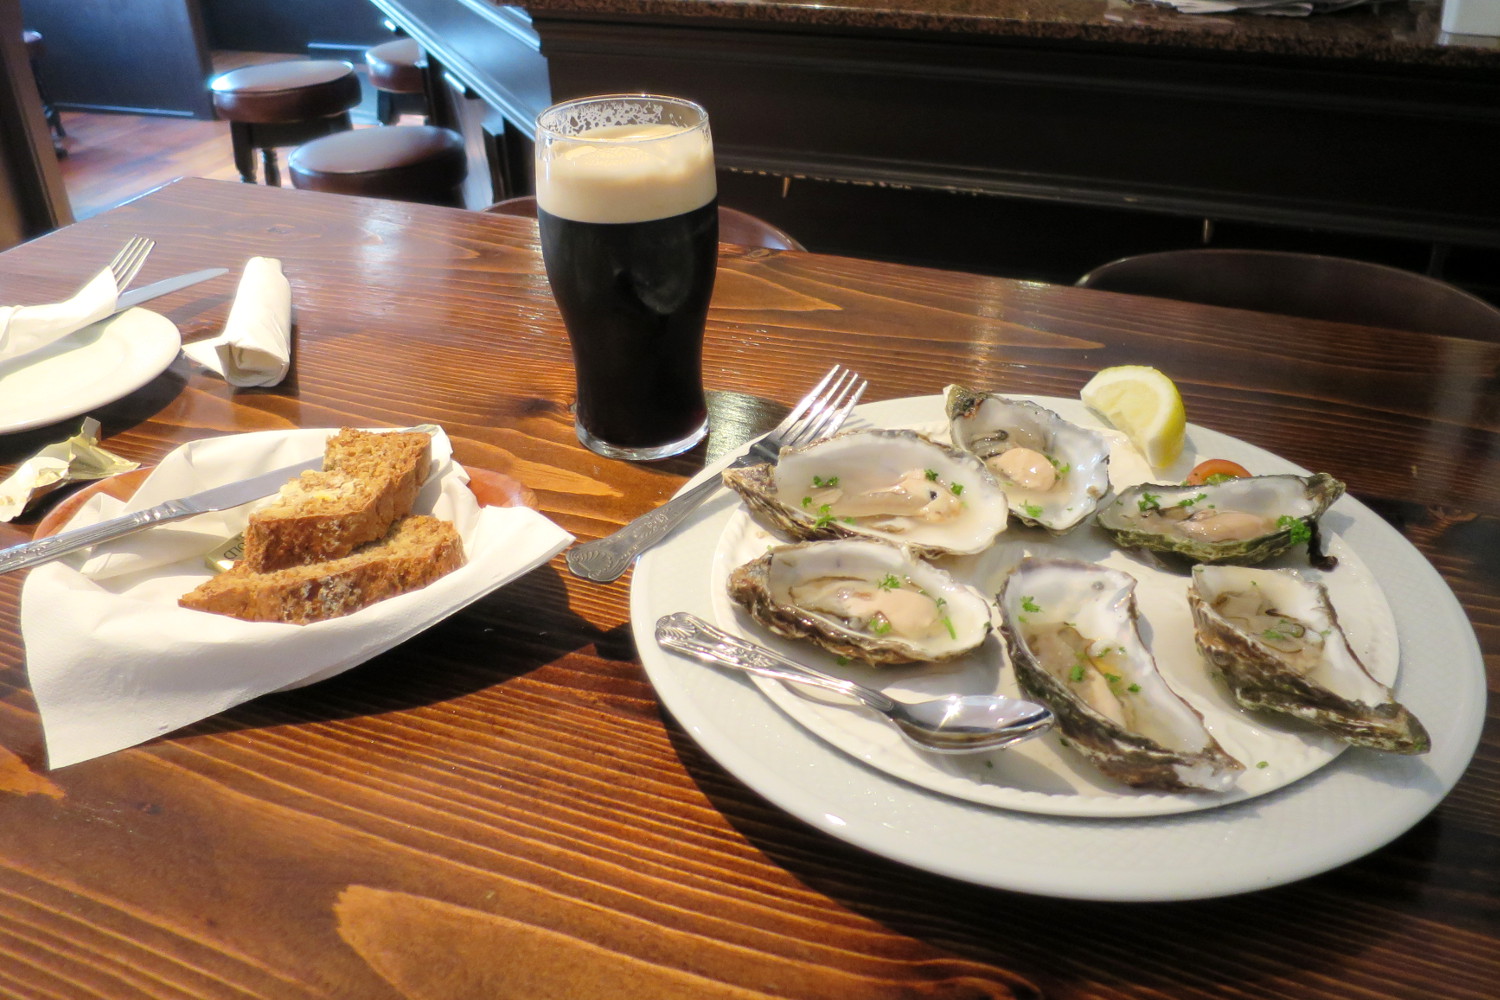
[1,177,1495,1000]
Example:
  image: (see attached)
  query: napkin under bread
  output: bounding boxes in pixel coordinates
[0,268,117,366]
[20,427,574,769]
[182,257,292,387]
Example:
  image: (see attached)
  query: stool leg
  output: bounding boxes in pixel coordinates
[230,122,258,184]
[262,148,282,187]
[377,91,396,126]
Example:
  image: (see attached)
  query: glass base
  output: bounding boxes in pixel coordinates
[575,418,707,461]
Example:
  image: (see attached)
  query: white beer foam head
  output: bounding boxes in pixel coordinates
[536,98,716,224]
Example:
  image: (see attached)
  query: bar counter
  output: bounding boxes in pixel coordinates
[514,0,1498,67]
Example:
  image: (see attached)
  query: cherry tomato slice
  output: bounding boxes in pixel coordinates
[1185,458,1251,486]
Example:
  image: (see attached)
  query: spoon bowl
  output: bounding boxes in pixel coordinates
[655,613,1054,755]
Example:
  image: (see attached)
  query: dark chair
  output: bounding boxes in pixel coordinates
[482,196,805,251]
[365,38,430,125]
[1076,249,1500,342]
[209,60,363,186]
[288,125,467,206]
[22,29,65,148]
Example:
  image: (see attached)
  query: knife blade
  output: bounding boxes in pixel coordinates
[0,456,322,575]
[114,268,228,313]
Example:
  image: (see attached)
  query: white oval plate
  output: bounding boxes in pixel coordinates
[632,395,1486,900]
[0,309,181,434]
[707,398,1394,817]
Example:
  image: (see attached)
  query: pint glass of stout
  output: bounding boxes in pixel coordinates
[535,94,718,461]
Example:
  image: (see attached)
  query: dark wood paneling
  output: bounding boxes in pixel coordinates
[199,0,386,51]
[22,0,214,118]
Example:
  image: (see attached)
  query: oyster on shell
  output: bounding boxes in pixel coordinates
[998,558,1243,792]
[946,385,1111,533]
[1188,565,1430,754]
[722,429,1009,558]
[727,539,993,664]
[1096,473,1344,565]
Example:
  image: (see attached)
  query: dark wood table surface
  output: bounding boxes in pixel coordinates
[1,177,1494,1000]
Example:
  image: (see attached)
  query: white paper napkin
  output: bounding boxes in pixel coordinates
[181,257,292,387]
[0,268,118,365]
[21,427,574,769]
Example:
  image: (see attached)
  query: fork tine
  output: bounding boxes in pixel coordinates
[108,236,154,292]
[784,372,864,448]
[781,368,854,446]
[767,365,843,439]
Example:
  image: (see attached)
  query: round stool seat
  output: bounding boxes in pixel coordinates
[210,60,361,125]
[365,38,425,95]
[290,125,467,206]
[23,30,43,59]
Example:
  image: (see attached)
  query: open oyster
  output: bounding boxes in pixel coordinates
[722,429,1009,558]
[1096,473,1344,565]
[997,558,1243,792]
[728,539,993,664]
[946,385,1111,533]
[1189,565,1429,754]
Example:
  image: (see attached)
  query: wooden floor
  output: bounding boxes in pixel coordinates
[54,52,393,221]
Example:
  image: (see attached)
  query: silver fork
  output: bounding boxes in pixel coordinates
[106,236,154,294]
[565,365,868,582]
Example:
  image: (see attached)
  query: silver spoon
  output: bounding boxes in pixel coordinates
[655,613,1054,755]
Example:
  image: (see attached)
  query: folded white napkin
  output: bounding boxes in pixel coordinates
[0,268,118,365]
[181,257,292,387]
[21,427,574,769]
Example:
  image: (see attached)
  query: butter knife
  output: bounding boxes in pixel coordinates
[0,456,321,575]
[113,268,228,314]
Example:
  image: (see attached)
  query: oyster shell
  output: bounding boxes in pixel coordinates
[1188,565,1430,754]
[946,385,1111,533]
[1096,473,1344,565]
[722,429,1009,558]
[997,558,1243,792]
[727,539,993,664]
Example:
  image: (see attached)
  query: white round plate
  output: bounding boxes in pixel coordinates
[706,399,1396,818]
[631,394,1487,900]
[0,309,181,434]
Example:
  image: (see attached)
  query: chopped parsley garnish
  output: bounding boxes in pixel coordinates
[869,615,893,635]
[1045,455,1072,476]
[1069,664,1086,682]
[1256,760,1270,769]
[1127,683,1141,693]
[836,656,850,666]
[877,574,900,590]
[813,504,836,529]
[1204,473,1238,485]
[811,474,839,488]
[940,616,957,640]
[1277,515,1312,546]
[1137,491,1162,513]
[1262,628,1287,641]
[924,468,939,481]
[950,482,964,497]
[801,496,812,508]
[1176,492,1208,508]
[1105,672,1122,684]
[1021,596,1041,614]
[1023,503,1044,519]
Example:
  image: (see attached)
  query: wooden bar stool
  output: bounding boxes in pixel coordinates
[365,38,430,125]
[22,29,65,148]
[209,60,362,186]
[1076,249,1500,342]
[289,125,467,206]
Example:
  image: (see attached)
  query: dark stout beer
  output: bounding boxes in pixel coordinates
[535,99,718,460]
[538,201,717,454]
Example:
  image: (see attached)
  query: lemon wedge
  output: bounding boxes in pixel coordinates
[1080,366,1186,470]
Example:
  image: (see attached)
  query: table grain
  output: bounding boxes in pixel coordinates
[0,177,1494,1000]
